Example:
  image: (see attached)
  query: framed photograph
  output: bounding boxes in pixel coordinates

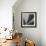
[21,12,37,28]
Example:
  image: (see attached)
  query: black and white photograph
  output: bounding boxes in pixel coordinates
[21,12,37,28]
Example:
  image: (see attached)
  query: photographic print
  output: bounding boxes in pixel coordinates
[21,12,37,28]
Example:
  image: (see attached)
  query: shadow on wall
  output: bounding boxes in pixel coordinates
[12,0,24,11]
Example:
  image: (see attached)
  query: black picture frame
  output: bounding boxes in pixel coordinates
[21,12,37,28]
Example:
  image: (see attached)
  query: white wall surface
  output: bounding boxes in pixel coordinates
[41,0,46,46]
[13,0,46,46]
[0,0,16,30]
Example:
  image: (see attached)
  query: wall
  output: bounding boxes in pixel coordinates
[0,0,16,30]
[41,0,46,46]
[13,0,41,46]
[0,0,17,38]
[13,0,46,46]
